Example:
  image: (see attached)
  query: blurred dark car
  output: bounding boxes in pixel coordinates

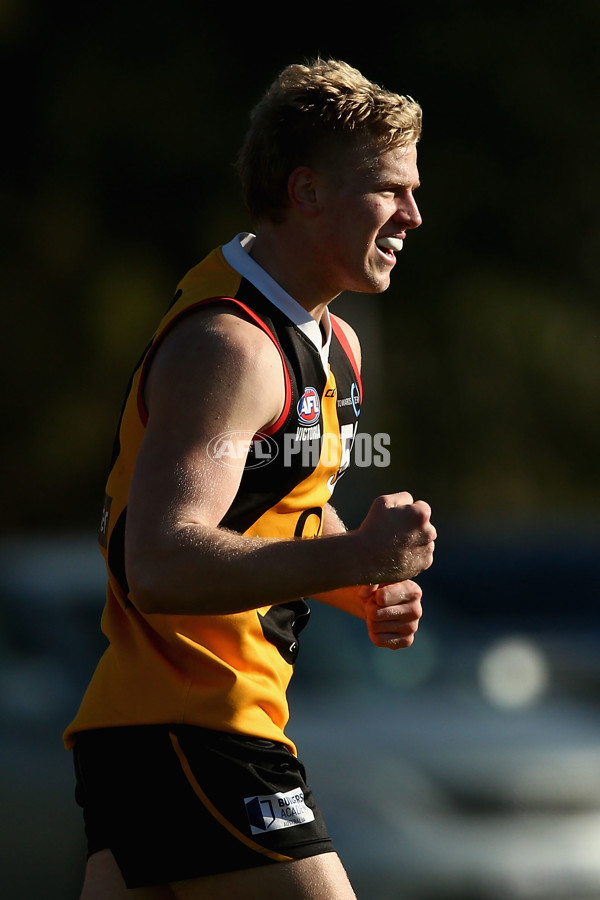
[1,522,599,899]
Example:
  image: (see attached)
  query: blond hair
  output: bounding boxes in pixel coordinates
[237,58,422,223]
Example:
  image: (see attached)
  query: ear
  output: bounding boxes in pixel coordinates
[287,166,320,216]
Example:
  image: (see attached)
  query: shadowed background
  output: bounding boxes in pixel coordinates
[3,0,599,532]
[1,2,600,898]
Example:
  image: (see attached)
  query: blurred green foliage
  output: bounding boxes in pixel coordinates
[2,0,599,533]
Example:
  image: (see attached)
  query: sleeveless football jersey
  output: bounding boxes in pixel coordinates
[64,234,362,754]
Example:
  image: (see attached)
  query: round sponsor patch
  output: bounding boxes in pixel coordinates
[297,387,320,425]
[351,381,361,417]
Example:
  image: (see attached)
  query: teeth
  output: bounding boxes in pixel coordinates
[377,236,404,252]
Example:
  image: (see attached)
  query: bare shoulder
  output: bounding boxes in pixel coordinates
[330,313,362,371]
[144,302,285,430]
[152,303,280,374]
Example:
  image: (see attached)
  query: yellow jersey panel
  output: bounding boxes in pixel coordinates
[64,247,362,753]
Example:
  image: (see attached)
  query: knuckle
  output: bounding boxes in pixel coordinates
[413,500,431,519]
[391,635,414,650]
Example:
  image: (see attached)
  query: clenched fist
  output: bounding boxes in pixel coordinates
[360,580,423,649]
[355,491,436,586]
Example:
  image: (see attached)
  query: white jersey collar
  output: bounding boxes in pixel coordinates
[222,232,331,370]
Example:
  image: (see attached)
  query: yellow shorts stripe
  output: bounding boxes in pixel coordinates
[169,730,293,863]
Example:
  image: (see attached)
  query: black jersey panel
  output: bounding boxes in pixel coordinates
[257,600,311,664]
[219,280,332,534]
[107,507,130,601]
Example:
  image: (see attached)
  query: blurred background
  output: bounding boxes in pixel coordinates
[1,1,599,897]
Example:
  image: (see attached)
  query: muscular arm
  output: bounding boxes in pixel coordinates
[125,308,435,617]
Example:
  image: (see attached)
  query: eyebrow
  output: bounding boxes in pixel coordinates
[375,176,421,192]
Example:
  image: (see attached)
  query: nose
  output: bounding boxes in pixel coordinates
[394,193,422,230]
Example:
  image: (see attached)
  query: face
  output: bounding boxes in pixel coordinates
[312,141,422,298]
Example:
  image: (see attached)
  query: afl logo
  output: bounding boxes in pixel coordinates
[297,387,321,425]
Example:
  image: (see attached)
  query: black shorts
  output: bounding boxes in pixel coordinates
[72,724,334,888]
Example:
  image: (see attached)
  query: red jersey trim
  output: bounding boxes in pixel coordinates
[330,315,363,401]
[135,297,293,433]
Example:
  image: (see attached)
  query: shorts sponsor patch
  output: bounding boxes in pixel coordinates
[244,788,315,834]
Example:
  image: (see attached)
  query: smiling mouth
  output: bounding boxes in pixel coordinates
[376,236,404,254]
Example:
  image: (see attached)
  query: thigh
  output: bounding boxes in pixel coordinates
[80,848,357,900]
[80,849,174,900]
[170,852,357,900]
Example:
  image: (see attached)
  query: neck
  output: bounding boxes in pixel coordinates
[249,227,337,324]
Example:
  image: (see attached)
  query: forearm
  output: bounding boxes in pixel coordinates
[126,493,435,617]
[126,520,367,616]
[309,502,366,618]
[310,584,366,618]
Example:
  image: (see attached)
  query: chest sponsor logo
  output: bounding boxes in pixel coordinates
[297,387,321,425]
[337,381,361,417]
[245,788,315,834]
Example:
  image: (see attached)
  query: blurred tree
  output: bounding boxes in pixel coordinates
[1,0,598,533]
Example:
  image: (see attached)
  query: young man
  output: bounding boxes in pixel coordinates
[65,59,436,899]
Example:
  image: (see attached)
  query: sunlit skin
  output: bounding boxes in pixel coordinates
[311,142,422,298]
[250,142,422,318]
